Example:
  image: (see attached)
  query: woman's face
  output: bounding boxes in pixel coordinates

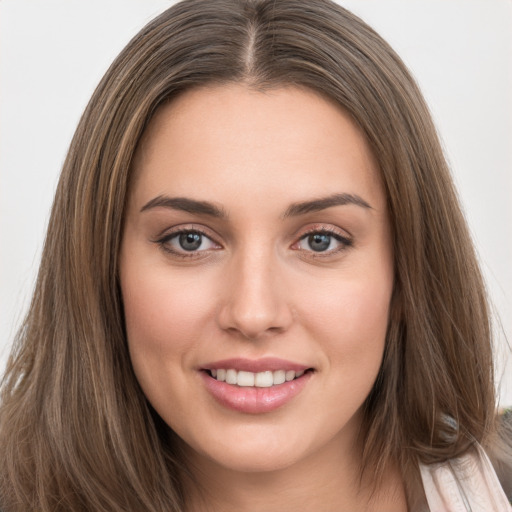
[120,84,393,473]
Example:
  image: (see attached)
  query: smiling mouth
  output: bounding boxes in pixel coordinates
[205,368,313,387]
[200,362,314,413]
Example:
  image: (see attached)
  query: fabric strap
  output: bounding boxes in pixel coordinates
[419,444,511,511]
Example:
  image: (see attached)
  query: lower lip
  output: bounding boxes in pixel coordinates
[200,371,312,414]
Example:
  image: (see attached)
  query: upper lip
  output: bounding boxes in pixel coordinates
[200,357,311,373]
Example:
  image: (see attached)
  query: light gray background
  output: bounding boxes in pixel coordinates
[1,0,511,404]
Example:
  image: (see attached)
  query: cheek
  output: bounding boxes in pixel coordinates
[120,261,222,427]
[121,262,216,365]
[302,271,392,370]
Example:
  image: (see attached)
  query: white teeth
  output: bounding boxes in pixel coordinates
[273,370,286,385]
[237,370,255,387]
[226,369,237,385]
[255,371,273,387]
[210,368,307,386]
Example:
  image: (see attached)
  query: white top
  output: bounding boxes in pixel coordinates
[420,444,511,511]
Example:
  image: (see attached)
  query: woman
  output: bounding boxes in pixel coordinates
[0,0,510,510]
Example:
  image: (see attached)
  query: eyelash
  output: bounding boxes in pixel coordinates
[293,227,353,257]
[153,225,353,259]
[153,227,219,258]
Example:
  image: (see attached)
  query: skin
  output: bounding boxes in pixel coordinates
[120,84,406,511]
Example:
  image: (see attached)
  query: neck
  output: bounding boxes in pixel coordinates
[180,427,408,512]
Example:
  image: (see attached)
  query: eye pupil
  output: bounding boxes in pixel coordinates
[179,232,202,251]
[308,233,331,252]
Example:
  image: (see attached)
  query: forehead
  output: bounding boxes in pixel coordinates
[130,84,385,213]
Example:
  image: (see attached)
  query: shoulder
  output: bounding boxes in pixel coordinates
[419,443,511,511]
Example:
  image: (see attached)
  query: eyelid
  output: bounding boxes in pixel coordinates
[294,223,352,241]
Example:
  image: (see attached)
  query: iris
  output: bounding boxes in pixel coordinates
[308,233,331,252]
[179,232,202,251]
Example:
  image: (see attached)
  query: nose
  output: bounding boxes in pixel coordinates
[217,248,293,340]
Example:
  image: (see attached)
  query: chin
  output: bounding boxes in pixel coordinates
[179,420,321,475]
[151,398,314,475]
[205,444,306,474]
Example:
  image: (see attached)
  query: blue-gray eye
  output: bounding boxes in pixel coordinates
[179,232,202,251]
[158,230,218,254]
[308,233,331,252]
[295,230,351,253]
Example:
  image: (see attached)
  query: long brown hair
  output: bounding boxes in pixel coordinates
[0,0,506,509]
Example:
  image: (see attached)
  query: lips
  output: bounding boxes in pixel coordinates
[199,358,313,414]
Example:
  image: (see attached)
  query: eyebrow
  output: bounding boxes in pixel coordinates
[140,192,372,218]
[140,195,227,218]
[282,193,372,218]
